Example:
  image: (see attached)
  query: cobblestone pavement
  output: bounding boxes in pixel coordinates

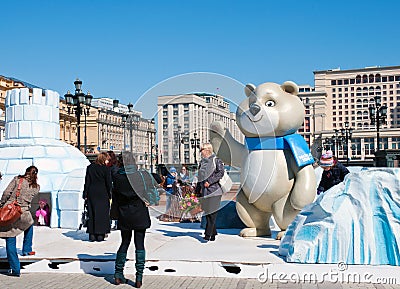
[0,273,399,289]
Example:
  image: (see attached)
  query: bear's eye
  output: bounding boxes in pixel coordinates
[265,100,275,107]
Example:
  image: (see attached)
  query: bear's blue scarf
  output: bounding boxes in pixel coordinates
[245,134,314,168]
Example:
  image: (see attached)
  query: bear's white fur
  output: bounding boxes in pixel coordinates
[210,81,316,238]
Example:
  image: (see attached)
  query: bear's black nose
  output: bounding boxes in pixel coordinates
[249,103,261,116]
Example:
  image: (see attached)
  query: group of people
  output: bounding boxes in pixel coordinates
[0,143,349,284]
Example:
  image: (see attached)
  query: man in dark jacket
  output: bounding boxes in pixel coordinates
[317,150,350,195]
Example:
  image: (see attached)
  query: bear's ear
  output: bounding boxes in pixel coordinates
[281,81,299,96]
[244,83,256,97]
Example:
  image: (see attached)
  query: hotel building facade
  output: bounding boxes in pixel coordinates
[298,65,400,165]
[157,93,243,165]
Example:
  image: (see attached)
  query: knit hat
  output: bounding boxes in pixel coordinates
[169,167,177,173]
[319,150,334,167]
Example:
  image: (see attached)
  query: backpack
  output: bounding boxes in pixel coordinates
[137,169,160,206]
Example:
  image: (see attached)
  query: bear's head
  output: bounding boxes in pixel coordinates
[236,81,305,137]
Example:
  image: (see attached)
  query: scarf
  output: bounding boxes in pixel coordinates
[198,153,216,182]
[245,134,314,167]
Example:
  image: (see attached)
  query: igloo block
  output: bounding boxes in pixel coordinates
[51,107,59,123]
[5,90,11,107]
[0,147,24,160]
[61,158,89,173]
[5,106,14,122]
[31,121,47,138]
[23,146,47,158]
[45,90,59,107]
[58,191,84,210]
[18,121,33,138]
[60,210,82,229]
[45,146,68,158]
[61,176,85,191]
[5,122,18,139]
[37,173,53,192]
[37,105,51,122]
[32,88,43,105]
[34,158,62,174]
[23,105,37,121]
[50,209,60,228]
[10,89,20,106]
[19,88,30,104]
[0,160,7,172]
[49,174,67,190]
[14,105,24,121]
[6,159,33,175]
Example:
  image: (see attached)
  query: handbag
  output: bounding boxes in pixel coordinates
[0,178,24,227]
[213,157,233,194]
[78,200,89,230]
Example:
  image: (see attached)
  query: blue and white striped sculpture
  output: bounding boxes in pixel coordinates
[279,168,400,265]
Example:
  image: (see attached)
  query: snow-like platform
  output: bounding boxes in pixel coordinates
[0,209,399,284]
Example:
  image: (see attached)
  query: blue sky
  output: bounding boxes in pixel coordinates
[2,0,400,118]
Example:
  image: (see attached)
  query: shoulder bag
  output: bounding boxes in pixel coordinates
[0,178,24,227]
[213,157,233,194]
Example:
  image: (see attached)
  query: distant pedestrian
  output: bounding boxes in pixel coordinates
[195,143,224,242]
[178,166,190,184]
[107,150,119,179]
[82,152,112,242]
[165,167,177,213]
[317,150,350,195]
[0,166,40,277]
[112,152,150,287]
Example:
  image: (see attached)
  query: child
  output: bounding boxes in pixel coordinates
[35,199,50,226]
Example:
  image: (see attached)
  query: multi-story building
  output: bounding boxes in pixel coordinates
[298,65,400,165]
[89,98,156,170]
[157,93,243,165]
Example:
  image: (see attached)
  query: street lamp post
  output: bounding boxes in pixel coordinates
[127,103,134,153]
[64,79,93,152]
[190,132,200,164]
[332,129,342,156]
[369,95,388,152]
[339,121,353,166]
[148,118,155,173]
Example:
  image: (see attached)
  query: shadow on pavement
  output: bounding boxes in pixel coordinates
[62,230,89,241]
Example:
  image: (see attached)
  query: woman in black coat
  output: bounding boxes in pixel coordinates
[112,152,151,287]
[82,152,112,242]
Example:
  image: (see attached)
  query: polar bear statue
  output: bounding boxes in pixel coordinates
[210,81,316,239]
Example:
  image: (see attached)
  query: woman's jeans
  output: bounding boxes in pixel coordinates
[5,225,34,274]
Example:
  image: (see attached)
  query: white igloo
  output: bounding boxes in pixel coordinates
[0,87,89,229]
